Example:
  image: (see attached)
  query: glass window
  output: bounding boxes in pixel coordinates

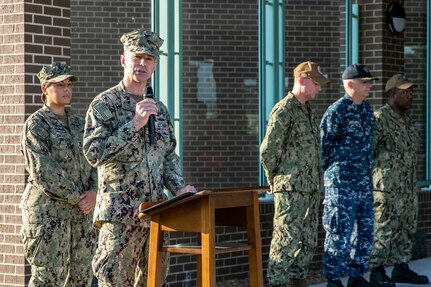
[181,2,260,190]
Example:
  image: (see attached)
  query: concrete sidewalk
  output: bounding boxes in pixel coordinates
[309,257,431,287]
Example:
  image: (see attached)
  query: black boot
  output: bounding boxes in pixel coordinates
[347,276,372,287]
[369,266,395,287]
[327,279,344,287]
[391,263,429,284]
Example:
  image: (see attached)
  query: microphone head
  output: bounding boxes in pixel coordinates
[145,86,154,98]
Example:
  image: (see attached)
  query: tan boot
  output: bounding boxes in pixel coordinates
[290,279,307,287]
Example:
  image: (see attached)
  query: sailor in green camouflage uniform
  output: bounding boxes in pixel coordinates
[20,62,98,287]
[83,29,196,287]
[260,62,329,287]
[369,74,429,286]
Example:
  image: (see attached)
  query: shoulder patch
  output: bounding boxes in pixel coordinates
[93,102,114,121]
[28,119,49,140]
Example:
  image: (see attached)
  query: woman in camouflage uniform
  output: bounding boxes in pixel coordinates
[20,62,98,287]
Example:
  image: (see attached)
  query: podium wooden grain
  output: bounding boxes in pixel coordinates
[138,186,268,287]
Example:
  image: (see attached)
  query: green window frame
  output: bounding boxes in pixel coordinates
[258,0,285,188]
[152,0,183,163]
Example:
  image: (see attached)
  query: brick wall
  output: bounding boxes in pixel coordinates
[404,0,428,182]
[1,0,431,286]
[0,0,73,285]
[70,0,151,116]
[0,1,26,286]
[181,0,260,190]
[284,0,342,118]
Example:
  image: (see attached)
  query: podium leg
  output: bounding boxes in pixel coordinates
[201,197,216,287]
[247,193,264,287]
[197,234,202,287]
[147,215,163,287]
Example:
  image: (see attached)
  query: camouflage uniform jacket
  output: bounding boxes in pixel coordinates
[320,94,376,191]
[260,92,323,193]
[20,105,97,219]
[373,104,418,193]
[83,82,185,227]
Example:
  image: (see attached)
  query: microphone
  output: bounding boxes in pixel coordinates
[145,86,156,145]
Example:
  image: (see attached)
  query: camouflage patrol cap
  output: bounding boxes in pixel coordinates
[120,28,164,58]
[385,74,416,92]
[37,62,77,86]
[293,61,330,85]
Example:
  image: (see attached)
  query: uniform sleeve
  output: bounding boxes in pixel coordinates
[320,109,339,171]
[373,111,385,159]
[83,100,140,167]
[367,108,377,173]
[21,120,81,205]
[260,107,291,186]
[88,167,98,191]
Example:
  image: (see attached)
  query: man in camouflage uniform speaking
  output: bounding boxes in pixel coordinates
[83,29,196,286]
[260,61,329,287]
[368,74,429,286]
[320,64,377,287]
[20,62,98,286]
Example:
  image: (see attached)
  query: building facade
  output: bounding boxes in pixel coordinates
[1,0,431,286]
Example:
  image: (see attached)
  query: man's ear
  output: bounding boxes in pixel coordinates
[120,54,126,68]
[41,85,47,95]
[298,77,305,85]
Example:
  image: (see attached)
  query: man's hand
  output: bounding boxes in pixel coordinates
[267,185,273,194]
[78,190,97,214]
[132,98,158,130]
[175,185,197,196]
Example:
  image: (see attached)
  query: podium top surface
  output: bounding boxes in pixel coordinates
[138,186,269,220]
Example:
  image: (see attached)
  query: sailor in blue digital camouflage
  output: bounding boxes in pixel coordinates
[20,62,98,287]
[369,74,429,286]
[83,28,196,287]
[260,61,329,287]
[320,64,377,287]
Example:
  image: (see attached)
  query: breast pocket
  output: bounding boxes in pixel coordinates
[50,134,75,162]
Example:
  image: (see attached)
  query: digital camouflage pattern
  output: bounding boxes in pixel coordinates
[260,92,322,285]
[83,81,185,286]
[120,28,164,58]
[320,94,376,280]
[266,192,321,284]
[20,105,97,287]
[370,104,419,267]
[83,81,185,227]
[92,222,170,287]
[37,61,77,86]
[260,92,322,191]
[322,187,374,280]
[320,94,376,191]
[372,104,418,193]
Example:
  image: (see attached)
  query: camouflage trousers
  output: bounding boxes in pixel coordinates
[322,187,374,281]
[92,222,169,287]
[21,209,97,287]
[267,191,321,285]
[369,190,418,267]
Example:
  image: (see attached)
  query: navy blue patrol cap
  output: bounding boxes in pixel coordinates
[342,64,378,81]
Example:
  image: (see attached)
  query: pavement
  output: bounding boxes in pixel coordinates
[310,256,431,287]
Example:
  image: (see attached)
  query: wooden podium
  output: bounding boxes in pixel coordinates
[138,186,268,287]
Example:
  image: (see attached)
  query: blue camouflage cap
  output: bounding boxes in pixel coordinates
[120,28,164,58]
[37,62,77,86]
